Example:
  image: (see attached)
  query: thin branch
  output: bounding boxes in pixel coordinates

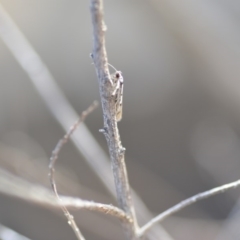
[49,101,98,172]
[137,179,240,237]
[0,168,131,224]
[61,198,132,223]
[89,0,138,239]
[0,3,174,240]
[49,102,98,240]
[0,1,114,200]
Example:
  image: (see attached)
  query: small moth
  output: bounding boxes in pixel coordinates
[109,64,124,122]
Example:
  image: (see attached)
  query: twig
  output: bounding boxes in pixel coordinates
[60,198,132,223]
[89,1,138,239]
[0,1,114,199]
[49,101,98,172]
[137,179,240,237]
[49,101,98,240]
[0,168,131,224]
[0,3,174,240]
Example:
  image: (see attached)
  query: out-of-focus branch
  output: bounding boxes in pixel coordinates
[0,224,31,240]
[137,179,240,237]
[0,1,114,198]
[150,0,240,120]
[215,196,240,240]
[0,3,174,240]
[89,0,138,239]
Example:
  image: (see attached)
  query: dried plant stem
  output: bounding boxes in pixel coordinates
[49,102,98,240]
[61,198,132,223]
[89,0,138,239]
[49,101,98,172]
[0,169,131,224]
[137,179,240,237]
[0,4,174,240]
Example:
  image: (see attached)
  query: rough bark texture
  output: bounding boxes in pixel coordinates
[90,0,138,239]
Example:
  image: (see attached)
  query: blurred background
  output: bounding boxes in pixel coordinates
[0,0,240,239]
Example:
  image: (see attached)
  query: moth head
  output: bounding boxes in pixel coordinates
[111,71,122,84]
[115,71,122,79]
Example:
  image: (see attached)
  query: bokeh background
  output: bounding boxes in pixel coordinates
[0,0,240,239]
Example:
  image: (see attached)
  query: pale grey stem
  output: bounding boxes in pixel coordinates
[49,102,98,240]
[0,0,120,208]
[89,0,138,239]
[137,179,240,237]
[0,169,131,224]
[0,2,114,198]
[132,191,174,240]
[0,224,31,240]
[0,3,174,240]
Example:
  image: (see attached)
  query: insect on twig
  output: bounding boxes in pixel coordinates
[109,63,124,122]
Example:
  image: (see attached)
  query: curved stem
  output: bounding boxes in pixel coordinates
[138,179,240,237]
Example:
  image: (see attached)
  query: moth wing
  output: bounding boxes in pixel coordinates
[116,75,124,121]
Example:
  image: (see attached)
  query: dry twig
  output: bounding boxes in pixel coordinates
[49,101,98,240]
[89,0,138,239]
[0,3,174,240]
[137,179,240,237]
[0,169,131,224]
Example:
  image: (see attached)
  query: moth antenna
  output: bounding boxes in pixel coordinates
[108,63,118,72]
